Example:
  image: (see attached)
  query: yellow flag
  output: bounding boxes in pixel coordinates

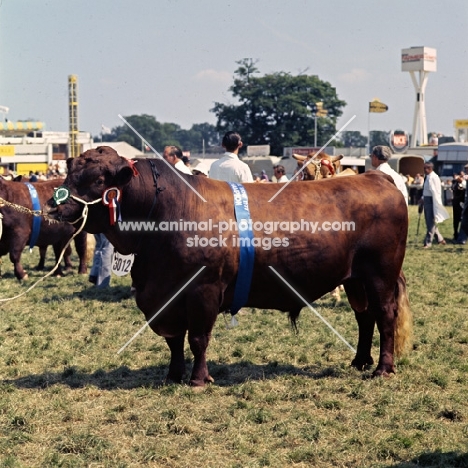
[369,99,388,113]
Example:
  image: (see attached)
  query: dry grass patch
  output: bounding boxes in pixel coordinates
[0,206,467,467]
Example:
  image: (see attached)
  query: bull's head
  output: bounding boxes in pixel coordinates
[43,146,135,232]
[292,153,343,181]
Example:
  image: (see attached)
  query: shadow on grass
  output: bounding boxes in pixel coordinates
[2,361,348,391]
[390,450,468,467]
[40,285,134,303]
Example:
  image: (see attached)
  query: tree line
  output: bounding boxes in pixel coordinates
[96,59,395,155]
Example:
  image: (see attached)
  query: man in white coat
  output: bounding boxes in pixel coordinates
[370,145,409,205]
[209,131,253,183]
[420,162,449,248]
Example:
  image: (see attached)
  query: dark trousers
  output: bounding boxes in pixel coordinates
[424,196,444,246]
[453,196,464,239]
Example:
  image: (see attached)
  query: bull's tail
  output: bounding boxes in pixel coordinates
[394,270,413,357]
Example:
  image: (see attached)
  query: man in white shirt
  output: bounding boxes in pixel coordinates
[420,162,449,248]
[272,165,289,183]
[209,131,253,183]
[162,146,192,175]
[370,145,408,205]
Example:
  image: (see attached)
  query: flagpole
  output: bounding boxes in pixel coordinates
[367,110,370,154]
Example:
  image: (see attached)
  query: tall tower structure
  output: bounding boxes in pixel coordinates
[401,47,437,147]
[68,75,79,158]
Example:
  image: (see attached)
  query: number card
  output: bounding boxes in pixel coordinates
[112,251,135,277]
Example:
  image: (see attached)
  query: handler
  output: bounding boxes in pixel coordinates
[209,131,253,183]
[419,162,449,248]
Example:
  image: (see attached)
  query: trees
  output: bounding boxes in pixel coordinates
[340,131,368,148]
[369,130,389,149]
[97,115,218,153]
[211,59,346,155]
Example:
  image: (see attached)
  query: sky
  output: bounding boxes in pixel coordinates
[0,0,467,145]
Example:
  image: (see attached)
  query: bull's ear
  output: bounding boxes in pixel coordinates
[114,166,134,187]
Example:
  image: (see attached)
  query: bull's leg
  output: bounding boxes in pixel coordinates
[372,300,397,377]
[51,243,67,276]
[187,330,215,387]
[344,278,374,370]
[364,277,399,377]
[10,246,28,281]
[73,231,88,274]
[63,245,73,271]
[9,240,28,280]
[351,310,375,370]
[165,334,187,384]
[186,292,218,387]
[36,246,47,270]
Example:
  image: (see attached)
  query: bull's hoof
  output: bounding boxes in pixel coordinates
[78,267,87,275]
[189,375,215,388]
[351,355,374,371]
[18,273,28,281]
[372,366,395,378]
[164,376,183,385]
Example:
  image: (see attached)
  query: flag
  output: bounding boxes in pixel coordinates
[101,124,112,135]
[369,99,388,113]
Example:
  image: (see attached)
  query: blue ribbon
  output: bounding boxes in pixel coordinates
[228,183,255,315]
[25,182,42,250]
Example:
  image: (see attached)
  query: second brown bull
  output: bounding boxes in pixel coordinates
[0,178,87,280]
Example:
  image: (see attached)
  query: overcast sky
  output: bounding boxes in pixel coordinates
[1,0,467,145]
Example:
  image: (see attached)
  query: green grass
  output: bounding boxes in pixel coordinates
[0,205,467,467]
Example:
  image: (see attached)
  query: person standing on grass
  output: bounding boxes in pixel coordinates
[419,162,449,248]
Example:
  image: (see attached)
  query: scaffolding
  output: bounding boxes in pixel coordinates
[68,75,79,158]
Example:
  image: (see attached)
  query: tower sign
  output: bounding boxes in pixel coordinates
[401,46,437,146]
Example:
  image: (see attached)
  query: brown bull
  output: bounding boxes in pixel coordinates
[0,178,88,280]
[44,146,412,387]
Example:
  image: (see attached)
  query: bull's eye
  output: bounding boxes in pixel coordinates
[96,178,104,186]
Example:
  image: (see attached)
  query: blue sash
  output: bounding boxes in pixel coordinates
[228,183,255,315]
[25,182,42,250]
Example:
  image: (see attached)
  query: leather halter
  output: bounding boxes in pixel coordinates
[304,158,336,180]
[320,158,336,175]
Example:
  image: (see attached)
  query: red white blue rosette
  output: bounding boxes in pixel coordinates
[102,187,122,225]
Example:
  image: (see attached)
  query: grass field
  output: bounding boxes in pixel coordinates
[0,205,467,467]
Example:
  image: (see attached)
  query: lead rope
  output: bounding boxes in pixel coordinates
[0,195,102,304]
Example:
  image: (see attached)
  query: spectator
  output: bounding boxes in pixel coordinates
[452,172,466,243]
[181,156,191,168]
[272,165,289,183]
[209,131,253,183]
[162,146,192,175]
[420,162,449,248]
[370,146,408,205]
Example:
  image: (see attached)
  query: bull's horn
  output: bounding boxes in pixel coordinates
[330,155,344,162]
[292,154,306,161]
